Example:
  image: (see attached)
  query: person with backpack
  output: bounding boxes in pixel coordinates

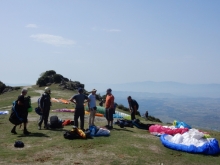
[11,88,31,135]
[105,88,115,129]
[88,89,97,126]
[69,88,90,131]
[127,96,139,120]
[38,87,52,130]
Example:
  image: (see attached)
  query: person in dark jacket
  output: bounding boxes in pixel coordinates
[11,88,31,135]
[127,96,139,120]
[145,110,149,120]
[69,88,90,130]
[38,87,51,130]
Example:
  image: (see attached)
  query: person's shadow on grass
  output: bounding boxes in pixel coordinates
[17,132,50,138]
[48,127,67,132]
[112,127,134,132]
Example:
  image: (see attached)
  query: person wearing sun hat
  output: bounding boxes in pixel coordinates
[69,88,90,130]
[88,89,97,126]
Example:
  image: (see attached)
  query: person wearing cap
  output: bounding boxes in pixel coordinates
[105,88,115,129]
[38,87,52,130]
[69,88,90,130]
[11,88,31,135]
[127,96,139,120]
[88,89,97,126]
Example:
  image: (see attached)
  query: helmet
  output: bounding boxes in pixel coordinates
[45,87,51,94]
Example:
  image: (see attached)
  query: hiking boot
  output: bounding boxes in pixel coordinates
[11,126,17,134]
[23,129,31,135]
[109,126,113,130]
[38,124,41,130]
[44,125,49,129]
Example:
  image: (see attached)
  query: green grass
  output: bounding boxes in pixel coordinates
[0,84,220,165]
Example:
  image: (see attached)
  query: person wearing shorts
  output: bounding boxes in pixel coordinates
[105,88,114,129]
[88,89,97,126]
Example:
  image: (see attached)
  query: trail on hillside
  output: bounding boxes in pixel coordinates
[0,86,43,109]
[23,86,44,103]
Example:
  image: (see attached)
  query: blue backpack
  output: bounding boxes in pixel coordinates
[9,101,24,125]
[35,96,44,115]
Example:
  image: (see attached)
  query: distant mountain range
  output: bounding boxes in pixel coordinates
[5,83,32,87]
[87,81,220,98]
[93,81,220,131]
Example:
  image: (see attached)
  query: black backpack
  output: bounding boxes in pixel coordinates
[49,116,62,129]
[14,141,24,148]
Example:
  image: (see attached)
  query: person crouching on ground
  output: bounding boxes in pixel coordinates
[11,88,31,135]
[105,88,115,129]
[88,89,97,126]
[38,87,52,130]
[69,88,90,131]
[127,96,139,120]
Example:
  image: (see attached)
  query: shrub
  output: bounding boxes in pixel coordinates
[117,104,129,111]
[148,115,162,123]
[0,81,6,93]
[53,74,63,83]
[42,70,56,77]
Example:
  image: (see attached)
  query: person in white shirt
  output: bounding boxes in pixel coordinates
[88,89,97,126]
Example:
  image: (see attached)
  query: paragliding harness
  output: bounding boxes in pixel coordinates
[49,116,63,129]
[63,126,91,140]
[9,100,24,125]
[115,119,133,128]
[132,119,154,130]
[35,95,46,115]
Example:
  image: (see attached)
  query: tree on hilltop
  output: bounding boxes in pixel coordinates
[36,70,69,87]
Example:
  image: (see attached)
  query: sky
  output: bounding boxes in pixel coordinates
[1,0,220,87]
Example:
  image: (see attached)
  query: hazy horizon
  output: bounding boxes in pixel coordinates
[3,80,220,99]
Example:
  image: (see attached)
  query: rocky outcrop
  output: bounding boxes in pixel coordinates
[59,80,84,90]
[0,81,20,94]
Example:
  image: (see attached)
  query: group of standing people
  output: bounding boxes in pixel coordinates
[11,86,142,135]
[70,87,139,130]
[69,87,115,130]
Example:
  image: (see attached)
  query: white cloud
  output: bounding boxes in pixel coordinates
[103,29,121,32]
[30,34,76,46]
[26,24,38,28]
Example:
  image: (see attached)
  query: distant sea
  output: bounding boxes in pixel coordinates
[113,94,220,132]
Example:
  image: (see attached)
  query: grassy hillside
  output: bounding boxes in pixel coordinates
[0,84,220,165]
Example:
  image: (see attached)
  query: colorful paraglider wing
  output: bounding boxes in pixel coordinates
[160,134,220,155]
